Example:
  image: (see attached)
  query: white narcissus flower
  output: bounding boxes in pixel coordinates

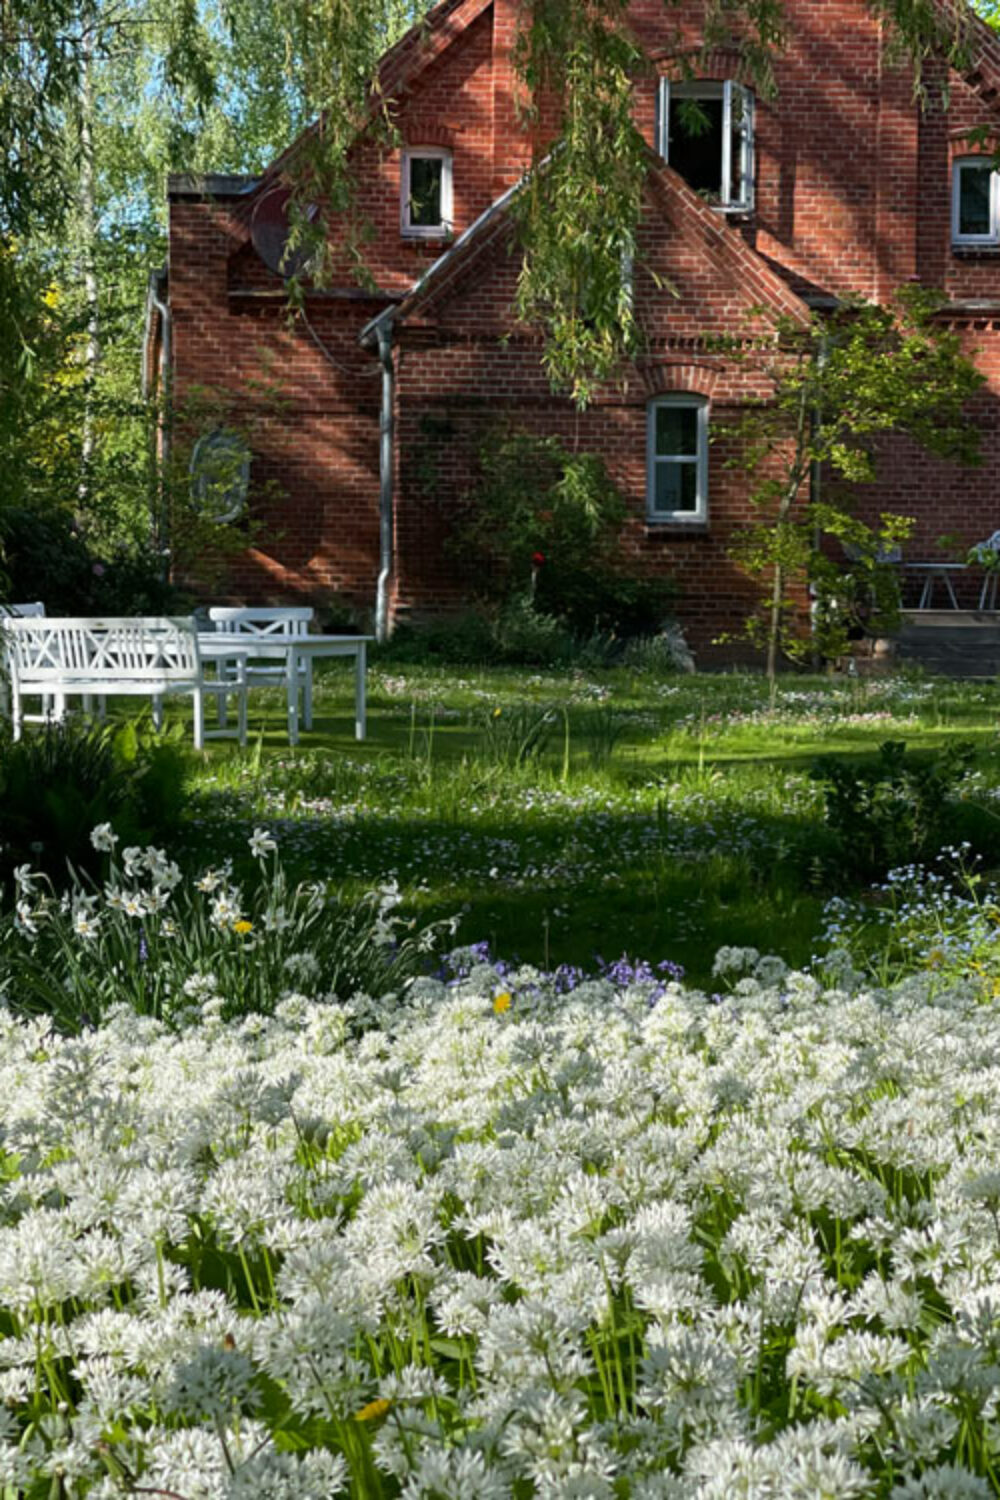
[89,823,118,853]
[249,827,278,859]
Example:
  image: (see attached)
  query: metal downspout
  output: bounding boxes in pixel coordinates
[375,319,395,643]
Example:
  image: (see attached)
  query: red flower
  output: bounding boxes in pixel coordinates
[531,551,545,567]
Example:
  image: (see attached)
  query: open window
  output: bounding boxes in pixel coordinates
[401,148,453,238]
[656,80,754,212]
[647,395,709,524]
[952,157,1000,247]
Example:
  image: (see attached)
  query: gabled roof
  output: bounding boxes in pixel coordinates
[359,172,524,345]
[937,0,1000,107]
[360,148,811,346]
[377,0,494,100]
[257,0,494,193]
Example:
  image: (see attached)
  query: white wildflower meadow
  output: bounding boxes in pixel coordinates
[1,931,1000,1496]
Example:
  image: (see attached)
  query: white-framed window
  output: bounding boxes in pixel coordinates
[401,148,453,237]
[656,79,754,212]
[646,395,709,523]
[952,157,1000,246]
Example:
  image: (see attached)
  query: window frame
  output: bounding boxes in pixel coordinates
[400,147,454,239]
[656,79,755,213]
[646,394,709,525]
[951,157,1000,248]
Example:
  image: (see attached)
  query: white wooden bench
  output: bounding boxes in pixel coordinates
[0,603,57,723]
[0,616,248,750]
[208,606,315,729]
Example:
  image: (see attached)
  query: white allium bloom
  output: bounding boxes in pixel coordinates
[890,1465,994,1498]
[168,1344,259,1420]
[4,928,1000,1494]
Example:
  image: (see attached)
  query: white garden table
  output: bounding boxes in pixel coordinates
[199,633,373,745]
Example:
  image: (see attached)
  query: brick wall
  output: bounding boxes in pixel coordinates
[166,0,1000,644]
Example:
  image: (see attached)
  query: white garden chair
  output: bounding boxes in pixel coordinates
[208,606,315,729]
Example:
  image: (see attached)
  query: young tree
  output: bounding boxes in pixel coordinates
[722,289,984,688]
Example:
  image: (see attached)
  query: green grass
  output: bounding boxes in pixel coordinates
[153,659,1000,988]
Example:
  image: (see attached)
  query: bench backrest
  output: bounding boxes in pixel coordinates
[0,616,200,684]
[0,601,45,618]
[209,606,313,637]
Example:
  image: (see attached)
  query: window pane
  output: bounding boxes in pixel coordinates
[959,165,992,237]
[670,96,723,196]
[655,403,698,457]
[654,461,699,514]
[409,157,443,226]
[729,92,750,205]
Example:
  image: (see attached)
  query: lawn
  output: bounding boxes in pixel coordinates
[178,660,1000,988]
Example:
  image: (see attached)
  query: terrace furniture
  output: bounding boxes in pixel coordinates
[201,626,373,745]
[905,561,965,610]
[0,602,59,722]
[0,616,249,750]
[973,530,1000,611]
[208,606,316,729]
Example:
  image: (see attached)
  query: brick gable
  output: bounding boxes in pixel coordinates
[160,0,1000,647]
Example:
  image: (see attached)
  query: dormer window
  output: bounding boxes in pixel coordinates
[401,148,453,238]
[656,80,754,213]
[952,158,1000,247]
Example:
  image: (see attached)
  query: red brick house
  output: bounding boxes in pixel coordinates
[146,0,1000,649]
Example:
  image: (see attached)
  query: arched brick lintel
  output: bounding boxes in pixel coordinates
[401,120,459,148]
[639,362,721,400]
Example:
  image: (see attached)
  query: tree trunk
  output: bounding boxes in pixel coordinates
[78,14,100,508]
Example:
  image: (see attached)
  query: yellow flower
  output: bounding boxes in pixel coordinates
[492,707,502,718]
[926,948,944,969]
[233,920,253,935]
[494,992,512,1014]
[354,1398,391,1423]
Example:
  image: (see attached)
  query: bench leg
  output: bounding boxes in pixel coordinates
[355,643,366,741]
[217,662,230,730]
[192,689,205,752]
[152,694,164,732]
[287,650,299,746]
[303,658,313,731]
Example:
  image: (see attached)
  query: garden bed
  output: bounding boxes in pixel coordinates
[1,958,999,1496]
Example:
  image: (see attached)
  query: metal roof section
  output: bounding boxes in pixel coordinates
[167,173,261,199]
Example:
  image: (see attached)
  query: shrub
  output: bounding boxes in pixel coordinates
[449,428,677,638]
[810,737,974,881]
[0,499,179,614]
[0,718,188,887]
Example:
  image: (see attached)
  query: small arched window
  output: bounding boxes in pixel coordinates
[646,395,709,524]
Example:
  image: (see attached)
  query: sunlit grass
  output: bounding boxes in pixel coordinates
[175,661,1000,986]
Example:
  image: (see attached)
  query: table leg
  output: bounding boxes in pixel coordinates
[355,642,367,741]
[287,647,299,746]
